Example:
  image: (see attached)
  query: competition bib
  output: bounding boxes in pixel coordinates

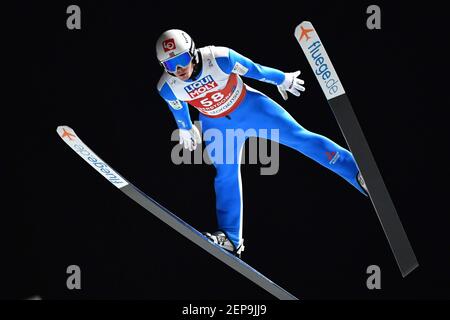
[187,73,246,118]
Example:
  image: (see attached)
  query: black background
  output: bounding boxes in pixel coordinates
[3,0,449,301]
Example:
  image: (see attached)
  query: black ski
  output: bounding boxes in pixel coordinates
[57,125,298,299]
[294,21,418,277]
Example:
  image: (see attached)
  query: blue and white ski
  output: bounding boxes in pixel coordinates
[56,125,298,300]
[294,21,418,277]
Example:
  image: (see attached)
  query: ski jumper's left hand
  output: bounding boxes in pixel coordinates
[277,71,305,100]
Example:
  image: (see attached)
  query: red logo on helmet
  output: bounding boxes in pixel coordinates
[162,38,176,52]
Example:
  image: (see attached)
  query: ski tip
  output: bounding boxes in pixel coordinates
[295,21,313,29]
[56,125,77,141]
[57,125,73,133]
[57,125,71,130]
[294,21,314,40]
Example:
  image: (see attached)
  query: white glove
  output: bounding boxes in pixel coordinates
[277,70,305,100]
[179,125,202,151]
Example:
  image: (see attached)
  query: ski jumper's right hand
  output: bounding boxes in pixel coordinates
[277,71,305,100]
[179,126,202,151]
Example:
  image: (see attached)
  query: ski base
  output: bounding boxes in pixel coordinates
[329,94,418,277]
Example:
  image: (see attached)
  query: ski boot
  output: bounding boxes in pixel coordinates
[357,171,369,195]
[203,231,245,258]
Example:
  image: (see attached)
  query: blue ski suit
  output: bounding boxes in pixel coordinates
[157,46,365,248]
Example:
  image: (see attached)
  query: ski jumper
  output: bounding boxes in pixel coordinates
[157,46,365,248]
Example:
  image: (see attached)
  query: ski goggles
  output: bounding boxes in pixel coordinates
[162,51,192,73]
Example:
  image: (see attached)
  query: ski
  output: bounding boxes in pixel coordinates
[294,21,418,277]
[56,125,298,300]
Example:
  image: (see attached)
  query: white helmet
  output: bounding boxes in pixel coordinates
[156,29,197,73]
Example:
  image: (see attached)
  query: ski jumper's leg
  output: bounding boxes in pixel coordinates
[244,88,366,194]
[200,113,248,249]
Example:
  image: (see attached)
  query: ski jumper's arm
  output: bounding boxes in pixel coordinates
[157,82,193,130]
[214,46,286,85]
